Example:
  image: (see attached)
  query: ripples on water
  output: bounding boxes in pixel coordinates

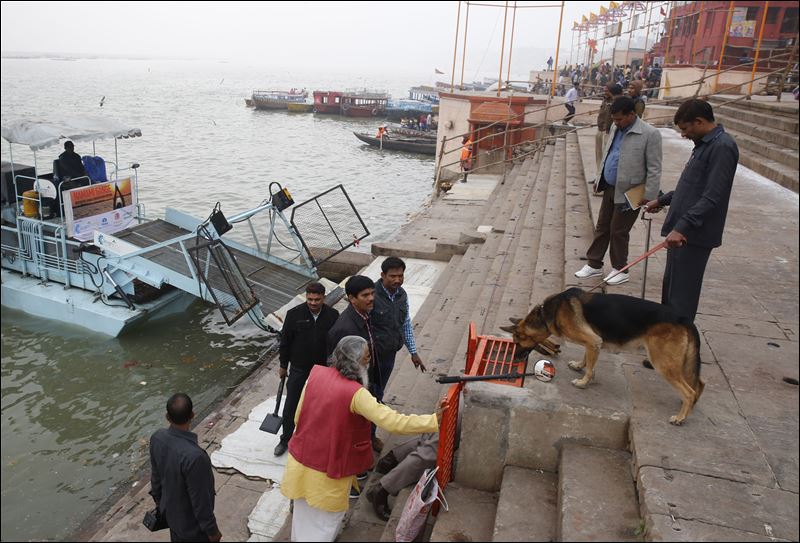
[1,58,435,540]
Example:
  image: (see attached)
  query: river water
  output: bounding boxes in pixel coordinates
[0,57,435,541]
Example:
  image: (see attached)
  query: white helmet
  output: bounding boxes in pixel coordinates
[533,359,556,382]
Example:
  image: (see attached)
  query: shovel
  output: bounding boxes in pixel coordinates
[259,376,286,434]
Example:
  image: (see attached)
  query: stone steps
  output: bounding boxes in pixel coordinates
[724,126,800,170]
[493,466,558,542]
[738,146,800,193]
[714,113,799,151]
[428,483,498,542]
[479,154,543,335]
[490,146,555,330]
[563,132,598,290]
[531,138,568,305]
[558,444,642,542]
[708,96,800,120]
[713,104,799,134]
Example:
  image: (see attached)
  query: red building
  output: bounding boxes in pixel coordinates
[650,1,798,68]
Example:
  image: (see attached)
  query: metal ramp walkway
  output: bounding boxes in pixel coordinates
[96,184,368,329]
[113,219,314,320]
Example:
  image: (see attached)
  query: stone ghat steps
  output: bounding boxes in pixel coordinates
[432,445,641,543]
[338,154,546,541]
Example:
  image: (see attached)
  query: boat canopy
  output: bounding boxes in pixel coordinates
[1,116,142,151]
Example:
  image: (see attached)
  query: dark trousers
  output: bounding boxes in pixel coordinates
[370,349,397,439]
[170,529,209,542]
[586,185,640,270]
[564,103,576,122]
[279,367,311,445]
[661,245,712,322]
[372,349,397,403]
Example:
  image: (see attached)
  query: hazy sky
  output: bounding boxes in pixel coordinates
[2,1,609,76]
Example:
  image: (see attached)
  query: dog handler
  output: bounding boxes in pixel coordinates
[644,99,738,323]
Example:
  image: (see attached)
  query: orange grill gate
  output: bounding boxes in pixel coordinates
[434,323,528,513]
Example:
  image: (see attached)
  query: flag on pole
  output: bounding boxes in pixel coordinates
[435,68,445,74]
[582,15,588,24]
[609,1,619,9]
[660,6,667,16]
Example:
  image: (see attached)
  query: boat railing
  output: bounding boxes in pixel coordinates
[1,218,88,289]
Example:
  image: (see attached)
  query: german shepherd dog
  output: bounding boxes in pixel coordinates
[501,288,705,425]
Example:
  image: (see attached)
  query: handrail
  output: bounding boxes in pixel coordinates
[433,58,796,192]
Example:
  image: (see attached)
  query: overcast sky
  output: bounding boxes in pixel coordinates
[2,1,609,76]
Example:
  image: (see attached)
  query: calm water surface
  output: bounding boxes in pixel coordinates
[1,57,435,541]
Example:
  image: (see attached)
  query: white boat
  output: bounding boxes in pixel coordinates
[1,116,367,336]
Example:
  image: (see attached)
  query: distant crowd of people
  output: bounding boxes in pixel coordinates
[552,61,662,99]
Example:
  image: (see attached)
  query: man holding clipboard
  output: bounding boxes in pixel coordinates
[575,96,662,285]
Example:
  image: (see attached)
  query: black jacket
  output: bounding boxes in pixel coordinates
[58,150,87,179]
[149,427,218,540]
[279,303,339,372]
[327,304,372,356]
[660,125,738,248]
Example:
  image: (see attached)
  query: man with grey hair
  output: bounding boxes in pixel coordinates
[281,336,444,542]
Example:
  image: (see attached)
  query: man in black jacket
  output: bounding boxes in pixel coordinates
[644,98,738,322]
[274,282,339,456]
[149,393,222,542]
[327,275,382,452]
[57,140,87,180]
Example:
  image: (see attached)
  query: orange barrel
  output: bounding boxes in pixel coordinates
[22,190,40,218]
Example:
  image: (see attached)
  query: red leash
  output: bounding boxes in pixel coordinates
[587,240,668,292]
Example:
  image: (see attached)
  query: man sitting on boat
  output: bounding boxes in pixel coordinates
[376,126,390,139]
[57,140,87,181]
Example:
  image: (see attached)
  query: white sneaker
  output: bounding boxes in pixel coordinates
[575,264,603,278]
[604,269,629,285]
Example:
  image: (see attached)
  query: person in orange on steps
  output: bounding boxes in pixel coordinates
[460,135,474,183]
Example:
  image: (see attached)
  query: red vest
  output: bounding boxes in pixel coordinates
[288,365,373,479]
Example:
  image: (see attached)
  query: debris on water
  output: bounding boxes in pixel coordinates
[140,381,147,385]
[123,359,139,369]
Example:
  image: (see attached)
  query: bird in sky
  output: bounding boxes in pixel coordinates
[99,96,106,107]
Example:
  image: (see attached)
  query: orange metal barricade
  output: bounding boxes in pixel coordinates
[434,322,528,513]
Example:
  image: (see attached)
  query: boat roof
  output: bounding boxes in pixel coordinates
[1,116,142,151]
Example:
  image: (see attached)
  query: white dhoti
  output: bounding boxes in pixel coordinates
[291,498,346,542]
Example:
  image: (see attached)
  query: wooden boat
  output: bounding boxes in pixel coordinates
[353,132,436,155]
[341,91,389,117]
[251,90,307,110]
[287,103,314,113]
[313,90,343,114]
[386,124,437,140]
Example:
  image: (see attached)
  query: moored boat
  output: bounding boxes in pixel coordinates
[1,116,366,336]
[312,90,344,114]
[341,91,389,117]
[287,103,314,113]
[251,90,308,110]
[386,124,437,139]
[353,132,436,155]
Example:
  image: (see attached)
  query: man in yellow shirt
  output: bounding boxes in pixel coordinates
[281,335,444,541]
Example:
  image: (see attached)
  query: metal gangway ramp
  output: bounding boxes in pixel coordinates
[97,184,368,328]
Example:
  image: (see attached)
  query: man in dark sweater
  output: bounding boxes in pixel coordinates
[149,393,222,542]
[274,282,339,457]
[371,257,426,405]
